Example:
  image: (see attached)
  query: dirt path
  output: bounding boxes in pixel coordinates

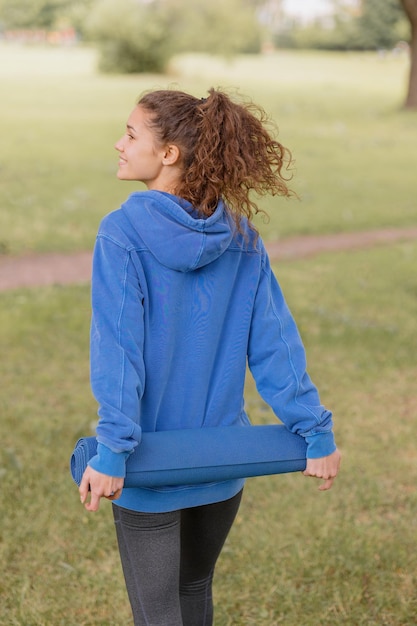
[1,226,416,292]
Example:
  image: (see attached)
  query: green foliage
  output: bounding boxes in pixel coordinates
[85,0,261,74]
[64,0,96,37]
[0,0,58,28]
[86,0,173,73]
[167,0,262,56]
[0,0,93,30]
[276,0,410,52]
[354,0,407,49]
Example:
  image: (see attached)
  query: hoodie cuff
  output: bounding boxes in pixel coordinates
[305,431,336,459]
[88,442,130,477]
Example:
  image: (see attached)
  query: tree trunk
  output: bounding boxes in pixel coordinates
[400,0,417,108]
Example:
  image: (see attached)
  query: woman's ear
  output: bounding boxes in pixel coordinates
[162,144,180,166]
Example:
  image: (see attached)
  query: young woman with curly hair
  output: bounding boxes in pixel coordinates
[79,88,341,626]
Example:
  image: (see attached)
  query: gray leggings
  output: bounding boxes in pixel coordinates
[112,490,243,626]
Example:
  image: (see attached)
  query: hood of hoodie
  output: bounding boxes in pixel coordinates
[121,190,235,272]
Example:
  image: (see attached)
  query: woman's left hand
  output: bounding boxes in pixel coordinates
[303,448,341,491]
[79,465,124,512]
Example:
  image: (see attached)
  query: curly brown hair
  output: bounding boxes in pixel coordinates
[138,87,294,230]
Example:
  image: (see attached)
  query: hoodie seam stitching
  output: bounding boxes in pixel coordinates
[262,264,322,428]
[97,232,147,254]
[116,252,130,414]
[191,231,207,269]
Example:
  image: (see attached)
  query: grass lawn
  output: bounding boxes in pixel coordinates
[1,41,416,625]
[1,239,416,625]
[0,44,416,254]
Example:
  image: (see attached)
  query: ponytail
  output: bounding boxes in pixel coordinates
[138,88,294,231]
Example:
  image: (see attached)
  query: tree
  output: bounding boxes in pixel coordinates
[0,0,94,31]
[0,0,61,28]
[270,0,409,52]
[354,0,405,49]
[400,0,417,108]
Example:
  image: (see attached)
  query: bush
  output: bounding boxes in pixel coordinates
[86,0,173,74]
[168,0,261,56]
[85,0,261,74]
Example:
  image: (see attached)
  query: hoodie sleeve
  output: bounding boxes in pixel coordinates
[88,233,144,477]
[247,248,336,459]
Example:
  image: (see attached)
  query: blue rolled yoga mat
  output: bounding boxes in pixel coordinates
[70,425,307,488]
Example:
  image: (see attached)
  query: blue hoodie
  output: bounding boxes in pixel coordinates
[88,190,336,512]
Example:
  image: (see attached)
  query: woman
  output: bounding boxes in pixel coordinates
[79,88,341,625]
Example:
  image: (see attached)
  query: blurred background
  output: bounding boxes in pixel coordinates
[0,1,416,624]
[0,0,415,254]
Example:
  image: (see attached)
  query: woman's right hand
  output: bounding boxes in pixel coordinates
[303,448,341,491]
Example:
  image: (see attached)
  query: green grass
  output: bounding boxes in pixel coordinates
[0,44,415,254]
[1,240,416,625]
[1,42,416,624]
